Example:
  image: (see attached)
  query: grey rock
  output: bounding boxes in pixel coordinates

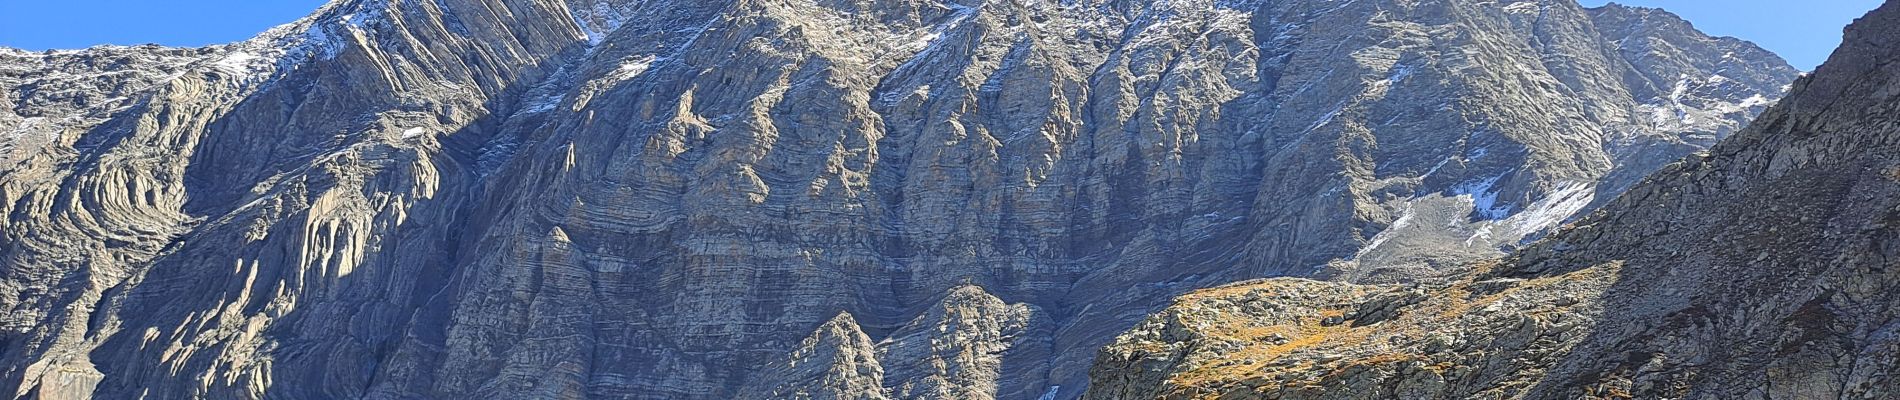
[0,0,1795,399]
[737,312,890,400]
[1086,2,1900,399]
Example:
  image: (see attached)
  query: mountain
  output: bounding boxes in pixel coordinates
[1087,2,1900,398]
[0,0,1795,398]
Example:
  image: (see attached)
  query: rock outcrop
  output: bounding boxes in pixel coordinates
[736,312,889,400]
[1087,1,1900,398]
[0,0,1797,398]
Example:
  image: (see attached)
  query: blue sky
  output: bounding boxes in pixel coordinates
[0,0,327,50]
[0,0,1881,70]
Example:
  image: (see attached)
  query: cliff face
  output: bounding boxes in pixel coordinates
[1088,2,1900,399]
[0,0,1794,398]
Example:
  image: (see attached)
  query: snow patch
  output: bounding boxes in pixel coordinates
[1368,63,1414,91]
[1718,94,1771,114]
[199,0,391,84]
[1639,74,1780,136]
[1420,156,1453,180]
[908,31,943,52]
[610,55,660,82]
[212,51,266,75]
[1461,181,1597,247]
[4,117,47,140]
[1038,386,1061,400]
[1385,63,1415,83]
[878,3,977,105]
[1303,102,1348,134]
[1503,181,1594,237]
[1465,224,1495,247]
[1355,203,1416,260]
[1454,173,1510,220]
[1503,1,1541,15]
[521,91,566,114]
[1669,77,1691,101]
[401,127,428,138]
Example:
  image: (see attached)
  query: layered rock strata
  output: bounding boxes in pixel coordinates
[0,0,1796,398]
[1088,2,1900,398]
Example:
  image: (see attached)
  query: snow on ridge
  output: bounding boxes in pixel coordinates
[1639,73,1785,137]
[876,2,979,105]
[1503,1,1541,15]
[201,0,382,84]
[212,51,265,75]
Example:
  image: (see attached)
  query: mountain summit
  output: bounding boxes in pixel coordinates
[0,0,1795,398]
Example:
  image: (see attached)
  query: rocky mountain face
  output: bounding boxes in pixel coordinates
[0,0,1795,398]
[1087,2,1900,399]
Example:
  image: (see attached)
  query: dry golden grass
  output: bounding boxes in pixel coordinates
[1147,260,1629,398]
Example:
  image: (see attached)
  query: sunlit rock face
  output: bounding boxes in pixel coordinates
[1089,2,1900,399]
[0,0,1794,398]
